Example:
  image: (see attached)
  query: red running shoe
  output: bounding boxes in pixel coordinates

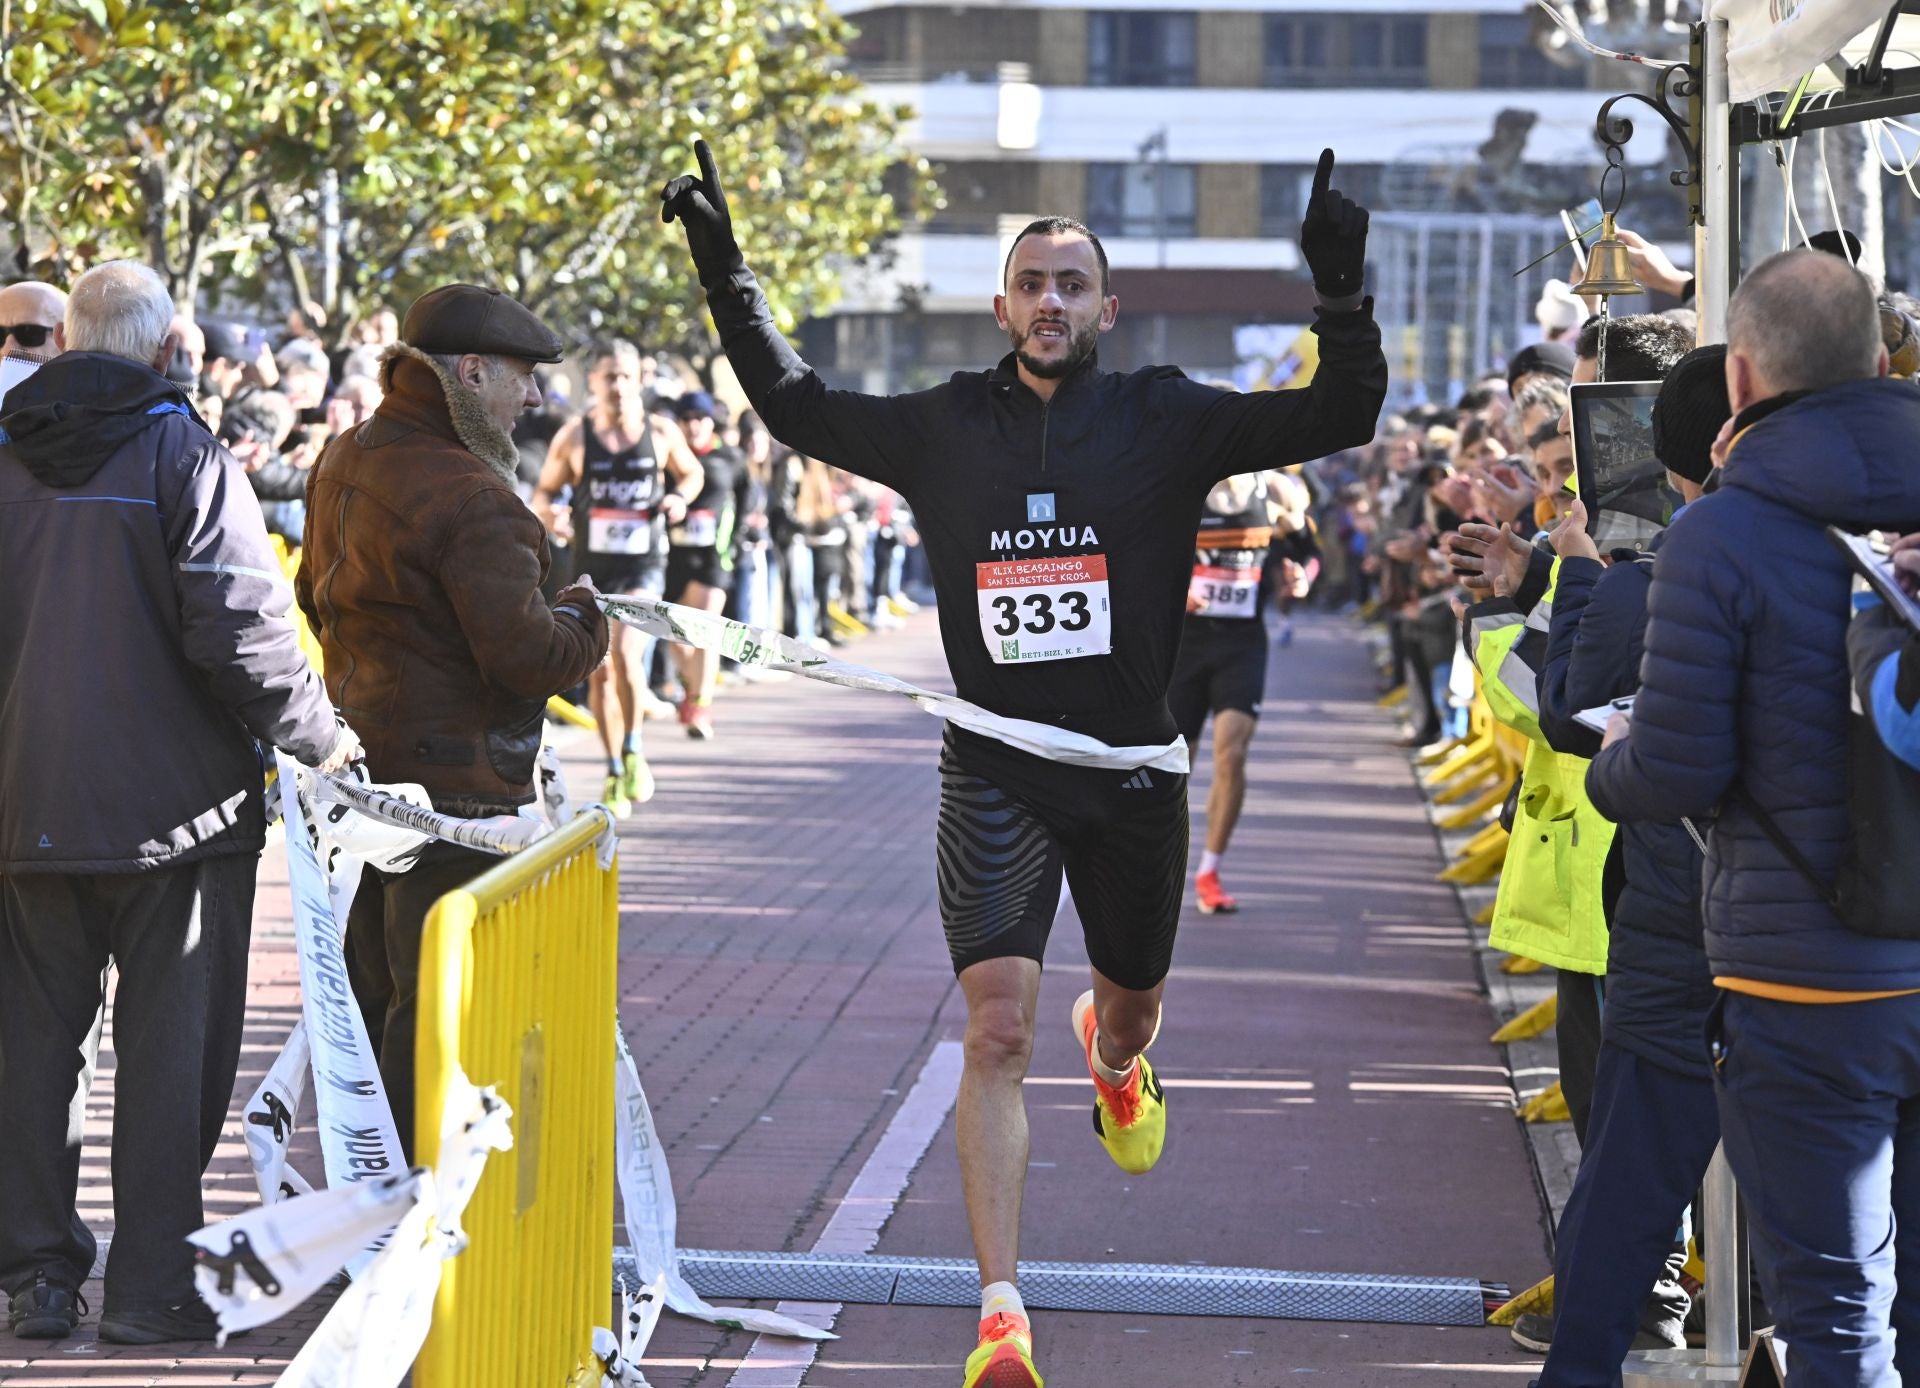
[1195,868,1238,915]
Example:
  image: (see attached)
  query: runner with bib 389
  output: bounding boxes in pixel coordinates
[663,140,1386,1388]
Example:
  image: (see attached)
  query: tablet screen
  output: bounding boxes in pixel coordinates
[1570,381,1678,552]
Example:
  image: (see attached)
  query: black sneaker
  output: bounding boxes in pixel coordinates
[1512,1309,1683,1357]
[98,1299,222,1345]
[1509,1310,1553,1354]
[8,1271,87,1339]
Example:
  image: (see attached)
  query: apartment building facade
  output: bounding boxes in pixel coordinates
[802,0,1679,402]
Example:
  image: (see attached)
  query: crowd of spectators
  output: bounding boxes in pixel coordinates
[1302,241,1920,1388]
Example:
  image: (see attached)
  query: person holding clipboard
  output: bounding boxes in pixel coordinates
[1845,531,1920,772]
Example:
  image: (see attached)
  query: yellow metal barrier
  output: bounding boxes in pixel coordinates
[271,537,326,673]
[416,811,618,1388]
[547,693,599,731]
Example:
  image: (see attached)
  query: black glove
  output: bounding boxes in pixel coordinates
[661,139,746,291]
[1299,148,1369,303]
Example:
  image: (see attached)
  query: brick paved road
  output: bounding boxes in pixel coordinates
[0,609,1551,1386]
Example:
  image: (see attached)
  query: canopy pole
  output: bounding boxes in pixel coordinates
[1698,18,1734,345]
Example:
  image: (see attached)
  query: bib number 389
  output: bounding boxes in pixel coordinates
[976,555,1113,663]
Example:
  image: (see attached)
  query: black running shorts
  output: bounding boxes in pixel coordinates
[935,726,1188,991]
[581,559,666,598]
[1166,620,1268,747]
[667,545,731,598]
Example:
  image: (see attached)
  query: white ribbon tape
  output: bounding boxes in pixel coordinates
[191,1167,424,1341]
[613,1023,833,1343]
[242,1019,317,1206]
[601,595,1189,774]
[595,1272,667,1387]
[278,1075,512,1388]
[276,753,409,1273]
[193,1073,512,1384]
[309,771,552,857]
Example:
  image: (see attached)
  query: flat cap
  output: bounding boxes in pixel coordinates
[401,284,564,364]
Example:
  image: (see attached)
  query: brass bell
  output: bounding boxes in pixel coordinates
[1571,213,1645,298]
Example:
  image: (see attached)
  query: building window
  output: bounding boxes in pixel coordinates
[1477,15,1584,89]
[1265,15,1426,88]
[1261,163,1387,236]
[1260,165,1309,239]
[1087,12,1196,87]
[1087,163,1198,238]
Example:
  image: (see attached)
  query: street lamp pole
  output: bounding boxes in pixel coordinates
[1138,126,1169,361]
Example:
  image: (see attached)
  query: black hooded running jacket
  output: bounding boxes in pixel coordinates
[709,267,1388,747]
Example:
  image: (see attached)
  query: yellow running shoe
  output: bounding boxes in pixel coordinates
[1071,989,1166,1174]
[962,1312,1042,1388]
[619,751,656,805]
[601,773,633,820]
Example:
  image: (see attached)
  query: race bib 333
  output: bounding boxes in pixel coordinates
[976,554,1112,663]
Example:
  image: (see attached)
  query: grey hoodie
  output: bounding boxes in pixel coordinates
[0,352,338,873]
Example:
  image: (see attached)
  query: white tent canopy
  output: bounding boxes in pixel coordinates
[1716,0,1920,101]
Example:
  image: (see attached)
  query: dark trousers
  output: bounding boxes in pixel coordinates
[1714,991,1920,1388]
[0,855,255,1312]
[1557,969,1607,1146]
[344,839,494,1160]
[1538,1043,1720,1386]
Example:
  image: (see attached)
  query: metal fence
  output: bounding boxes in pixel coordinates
[1369,211,1571,408]
[414,811,619,1388]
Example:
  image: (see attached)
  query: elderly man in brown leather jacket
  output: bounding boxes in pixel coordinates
[297,284,609,1154]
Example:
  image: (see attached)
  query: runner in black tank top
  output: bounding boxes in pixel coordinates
[532,341,702,815]
[573,412,668,596]
[1167,467,1292,914]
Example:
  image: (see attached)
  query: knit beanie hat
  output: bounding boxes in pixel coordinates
[1651,344,1731,486]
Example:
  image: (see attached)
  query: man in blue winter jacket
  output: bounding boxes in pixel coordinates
[1589,248,1920,1388]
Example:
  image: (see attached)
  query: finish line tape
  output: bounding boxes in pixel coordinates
[614,1022,834,1346]
[600,594,1190,774]
[275,752,409,1274]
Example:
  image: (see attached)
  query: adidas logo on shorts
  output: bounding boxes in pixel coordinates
[1120,769,1155,791]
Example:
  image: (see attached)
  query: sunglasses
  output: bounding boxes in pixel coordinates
[1,323,52,349]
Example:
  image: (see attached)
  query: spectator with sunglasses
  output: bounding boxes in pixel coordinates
[0,281,66,371]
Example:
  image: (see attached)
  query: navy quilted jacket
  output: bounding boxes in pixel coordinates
[1588,380,1920,991]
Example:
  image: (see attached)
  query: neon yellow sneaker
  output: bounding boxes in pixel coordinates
[1071,989,1166,1174]
[619,751,656,805]
[962,1312,1042,1388]
[601,773,633,820]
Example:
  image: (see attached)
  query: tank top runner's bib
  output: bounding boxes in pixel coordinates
[1188,480,1274,622]
[573,417,664,562]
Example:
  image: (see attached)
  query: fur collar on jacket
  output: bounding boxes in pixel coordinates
[377,341,520,482]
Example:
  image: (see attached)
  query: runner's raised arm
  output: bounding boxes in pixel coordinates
[661,139,929,492]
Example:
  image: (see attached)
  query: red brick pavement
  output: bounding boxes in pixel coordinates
[1,609,1551,1386]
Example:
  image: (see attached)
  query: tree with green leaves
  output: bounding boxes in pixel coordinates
[0,0,937,351]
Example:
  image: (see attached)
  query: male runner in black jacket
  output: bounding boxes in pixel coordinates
[664,141,1386,1388]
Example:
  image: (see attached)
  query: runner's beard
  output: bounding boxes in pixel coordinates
[1012,318,1099,379]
